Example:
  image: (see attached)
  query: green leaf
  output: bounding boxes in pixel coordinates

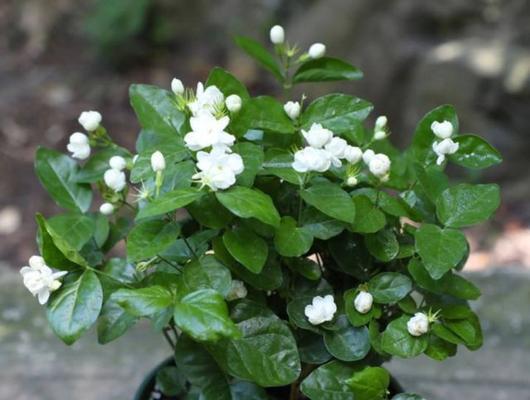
[47,270,102,345]
[415,224,467,279]
[436,183,500,228]
[127,220,180,262]
[293,57,363,83]
[300,360,357,400]
[414,164,449,204]
[301,182,356,223]
[345,366,390,400]
[177,256,232,298]
[232,142,264,187]
[46,214,95,251]
[450,134,502,169]
[216,186,281,227]
[130,144,188,184]
[174,289,240,342]
[97,300,137,344]
[223,226,268,273]
[136,188,204,220]
[35,147,92,213]
[35,214,76,270]
[285,258,322,281]
[274,216,313,257]
[323,315,370,362]
[75,147,130,183]
[230,381,269,400]
[444,314,483,350]
[261,148,303,185]
[234,36,283,81]
[351,196,386,233]
[156,366,186,397]
[129,84,186,136]
[208,305,301,387]
[187,193,233,229]
[381,315,428,358]
[368,272,412,304]
[301,207,346,240]
[328,232,373,279]
[206,67,250,100]
[174,335,231,400]
[297,331,332,365]
[425,335,457,361]
[111,286,173,317]
[231,96,295,136]
[301,94,373,144]
[364,229,399,262]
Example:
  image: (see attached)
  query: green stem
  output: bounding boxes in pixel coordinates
[183,237,199,260]
[162,327,176,350]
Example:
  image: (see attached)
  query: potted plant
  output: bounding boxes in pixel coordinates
[22,25,502,399]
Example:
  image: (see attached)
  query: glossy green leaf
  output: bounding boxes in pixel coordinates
[296,331,332,365]
[97,300,137,344]
[285,257,322,281]
[450,134,502,169]
[301,207,346,240]
[232,142,264,187]
[364,229,399,262]
[231,96,295,136]
[223,226,268,273]
[274,216,313,257]
[436,183,500,228]
[177,256,232,298]
[414,164,449,204]
[261,148,302,185]
[234,36,283,81]
[230,381,269,400]
[425,335,457,361]
[35,147,92,212]
[368,272,412,304]
[155,366,186,397]
[47,270,102,345]
[127,220,180,262]
[206,67,250,100]
[136,188,204,220]
[301,182,356,223]
[187,193,234,229]
[381,315,428,358]
[323,315,370,362]
[111,286,173,317]
[46,214,95,251]
[345,366,390,400]
[351,196,386,233]
[35,214,76,270]
[301,360,357,400]
[293,57,363,83]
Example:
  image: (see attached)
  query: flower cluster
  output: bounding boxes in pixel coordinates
[431,120,459,165]
[66,111,102,160]
[104,155,127,192]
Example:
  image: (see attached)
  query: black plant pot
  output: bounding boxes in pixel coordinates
[134,357,404,400]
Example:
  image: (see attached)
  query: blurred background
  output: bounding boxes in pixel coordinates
[0,0,529,399]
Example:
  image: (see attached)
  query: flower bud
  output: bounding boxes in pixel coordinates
[374,130,386,140]
[343,146,363,164]
[375,115,388,130]
[308,43,326,59]
[346,176,358,187]
[171,78,184,95]
[354,291,373,314]
[226,280,248,301]
[225,94,242,113]
[407,312,430,336]
[368,153,391,179]
[304,295,337,325]
[432,138,459,165]
[109,155,127,171]
[431,120,453,139]
[151,151,166,172]
[78,110,102,132]
[67,132,91,160]
[269,25,285,44]
[99,203,114,215]
[283,101,301,120]
[362,149,375,164]
[104,168,127,192]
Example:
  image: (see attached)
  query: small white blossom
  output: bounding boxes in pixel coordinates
[362,149,375,164]
[369,153,391,179]
[308,43,326,59]
[302,123,333,149]
[225,94,242,113]
[354,291,373,314]
[374,130,387,141]
[292,147,331,173]
[270,25,285,44]
[375,115,388,130]
[346,176,358,186]
[104,168,127,192]
[188,82,224,116]
[226,280,248,301]
[193,147,244,191]
[304,295,337,325]
[431,120,454,139]
[284,101,301,120]
[78,110,102,131]
[20,256,67,305]
[184,113,235,151]
[171,78,184,95]
[99,202,114,215]
[324,137,348,167]
[67,132,91,160]
[432,138,459,165]
[343,146,363,164]
[109,155,127,171]
[407,312,430,336]
[151,151,166,172]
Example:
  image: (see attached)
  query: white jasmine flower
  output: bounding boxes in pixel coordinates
[225,94,242,113]
[362,149,375,164]
[104,168,127,192]
[407,312,430,336]
[284,101,301,120]
[269,25,285,44]
[375,115,388,130]
[20,256,67,305]
[193,147,244,191]
[302,123,333,149]
[304,295,337,325]
[374,130,387,141]
[67,132,91,160]
[171,78,184,95]
[354,291,373,314]
[324,137,348,167]
[343,146,363,164]
[308,43,326,59]
[78,110,102,131]
[368,153,391,179]
[431,120,454,139]
[292,147,331,173]
[346,176,358,186]
[188,82,224,116]
[226,280,248,301]
[184,113,235,151]
[432,138,459,165]
[150,151,166,172]
[99,202,114,215]
[109,155,127,171]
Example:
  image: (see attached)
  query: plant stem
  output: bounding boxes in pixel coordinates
[183,237,199,260]
[289,381,299,400]
[157,255,182,272]
[162,327,176,350]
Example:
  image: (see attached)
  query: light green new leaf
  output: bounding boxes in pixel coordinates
[293,57,363,83]
[436,183,500,228]
[127,220,180,262]
[381,315,428,358]
[111,286,173,317]
[47,270,102,345]
[35,147,92,213]
[223,226,268,273]
[346,366,390,400]
[274,216,313,257]
[301,182,356,223]
[450,134,502,169]
[136,188,204,220]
